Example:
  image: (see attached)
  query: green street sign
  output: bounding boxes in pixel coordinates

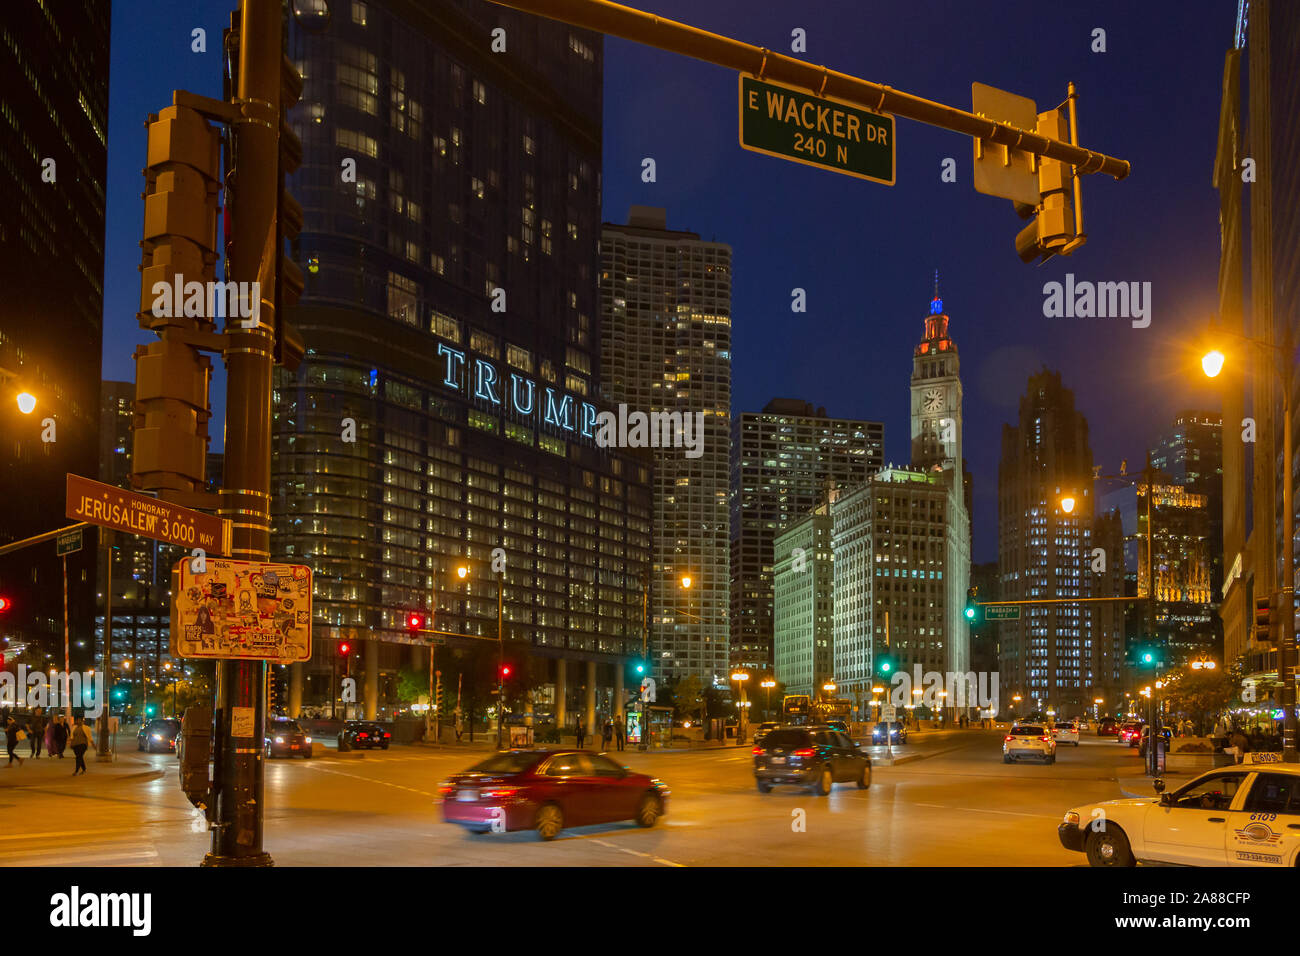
[56,527,83,556]
[983,604,1021,620]
[739,75,895,185]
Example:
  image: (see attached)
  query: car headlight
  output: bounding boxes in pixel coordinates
[274,736,285,744]
[1063,811,1081,827]
[305,737,312,744]
[151,733,162,740]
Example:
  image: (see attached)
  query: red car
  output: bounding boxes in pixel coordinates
[1117,722,1144,745]
[441,750,669,840]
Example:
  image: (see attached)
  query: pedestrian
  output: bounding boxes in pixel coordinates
[45,714,56,756]
[69,717,92,775]
[601,718,613,751]
[1229,728,1250,765]
[53,715,69,758]
[615,716,625,751]
[28,706,45,758]
[575,716,586,750]
[5,717,24,766]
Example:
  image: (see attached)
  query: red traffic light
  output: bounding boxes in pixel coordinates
[407,613,424,630]
[0,596,10,613]
[500,665,512,678]
[339,642,350,655]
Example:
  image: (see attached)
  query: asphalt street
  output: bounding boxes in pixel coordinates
[0,729,1154,866]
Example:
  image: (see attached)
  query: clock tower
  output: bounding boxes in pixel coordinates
[910,273,963,477]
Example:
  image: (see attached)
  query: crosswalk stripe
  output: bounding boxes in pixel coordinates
[0,842,160,864]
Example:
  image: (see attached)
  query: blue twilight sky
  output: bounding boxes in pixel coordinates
[102,0,1236,563]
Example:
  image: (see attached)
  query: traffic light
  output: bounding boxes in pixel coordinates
[406,612,425,634]
[132,100,219,497]
[1255,595,1275,642]
[874,654,896,678]
[964,587,982,624]
[0,595,10,613]
[339,642,350,657]
[500,664,512,680]
[1014,107,1082,264]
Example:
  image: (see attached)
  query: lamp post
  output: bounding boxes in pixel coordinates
[1203,331,1295,762]
[732,671,751,745]
[760,678,775,720]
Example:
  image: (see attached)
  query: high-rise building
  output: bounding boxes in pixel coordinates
[599,206,732,687]
[998,370,1120,714]
[773,501,834,697]
[276,1,651,727]
[1138,477,1219,664]
[1150,411,1224,594]
[0,1,110,664]
[731,399,883,672]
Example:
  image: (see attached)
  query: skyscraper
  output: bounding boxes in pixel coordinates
[0,1,110,663]
[731,399,883,672]
[998,370,1119,714]
[276,0,651,728]
[1150,411,1224,593]
[773,501,834,697]
[599,206,732,687]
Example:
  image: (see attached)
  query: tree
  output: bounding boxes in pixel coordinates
[667,674,703,723]
[395,666,425,707]
[1162,664,1238,735]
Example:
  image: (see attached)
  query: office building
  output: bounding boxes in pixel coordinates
[731,399,882,672]
[599,206,732,687]
[772,501,834,697]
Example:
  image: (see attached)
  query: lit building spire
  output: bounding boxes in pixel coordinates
[931,268,943,315]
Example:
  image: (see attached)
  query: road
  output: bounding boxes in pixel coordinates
[0,729,1154,866]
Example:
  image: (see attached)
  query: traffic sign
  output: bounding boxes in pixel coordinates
[739,75,895,185]
[882,704,897,722]
[55,528,83,556]
[984,604,1021,620]
[971,82,1040,205]
[171,557,312,662]
[66,473,229,553]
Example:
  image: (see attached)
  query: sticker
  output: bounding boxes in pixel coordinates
[231,706,256,738]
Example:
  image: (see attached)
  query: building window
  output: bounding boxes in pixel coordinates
[351,1,367,25]
[506,344,533,372]
[430,310,460,342]
[470,330,499,359]
[335,127,378,157]
[386,271,419,326]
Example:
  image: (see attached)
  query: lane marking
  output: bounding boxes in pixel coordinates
[912,802,1060,819]
[589,838,684,867]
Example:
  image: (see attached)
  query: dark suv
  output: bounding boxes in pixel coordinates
[341,720,391,750]
[265,717,312,758]
[752,725,871,795]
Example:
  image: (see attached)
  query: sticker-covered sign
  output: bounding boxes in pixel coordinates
[171,558,312,662]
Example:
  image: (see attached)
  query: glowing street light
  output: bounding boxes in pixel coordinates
[16,392,36,415]
[680,575,692,590]
[1059,495,1076,514]
[1201,349,1225,378]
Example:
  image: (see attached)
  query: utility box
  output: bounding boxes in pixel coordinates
[179,703,213,812]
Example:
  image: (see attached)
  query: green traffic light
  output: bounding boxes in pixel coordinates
[879,661,892,673]
[635,663,645,674]
[1141,651,1154,665]
[964,607,975,620]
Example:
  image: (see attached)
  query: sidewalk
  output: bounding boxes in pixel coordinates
[0,749,159,788]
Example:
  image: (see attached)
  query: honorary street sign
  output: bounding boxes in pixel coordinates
[739,74,895,185]
[56,527,83,556]
[171,557,312,662]
[66,473,229,553]
[984,604,1022,621]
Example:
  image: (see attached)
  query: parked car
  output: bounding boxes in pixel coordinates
[1059,763,1300,866]
[265,717,312,758]
[137,717,181,753]
[871,721,907,745]
[1003,724,1056,764]
[753,725,871,795]
[1097,717,1119,737]
[340,720,391,750]
[440,750,669,840]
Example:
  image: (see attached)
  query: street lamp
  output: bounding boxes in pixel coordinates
[1203,329,1295,762]
[760,678,775,719]
[731,671,750,744]
[1059,495,1076,515]
[16,391,36,415]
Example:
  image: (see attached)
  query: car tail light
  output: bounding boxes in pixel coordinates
[383,732,391,738]
[751,745,764,756]
[1039,736,1052,743]
[793,748,815,758]
[480,787,519,799]
[1003,735,1013,741]
[358,732,369,738]
[438,785,454,796]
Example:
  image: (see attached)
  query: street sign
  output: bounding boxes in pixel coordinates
[66,473,229,553]
[983,604,1022,620]
[171,557,312,662]
[971,82,1040,205]
[882,704,897,722]
[55,528,83,556]
[739,75,895,185]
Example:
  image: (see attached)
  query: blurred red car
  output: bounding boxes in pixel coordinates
[441,750,669,840]
[1117,722,1144,745]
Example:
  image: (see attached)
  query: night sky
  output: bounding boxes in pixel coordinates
[101,0,1236,563]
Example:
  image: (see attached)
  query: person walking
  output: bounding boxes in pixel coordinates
[614,716,625,752]
[1229,728,1250,765]
[45,714,56,757]
[5,717,24,766]
[69,717,92,775]
[28,707,45,758]
[601,718,613,751]
[53,715,69,758]
[575,715,586,750]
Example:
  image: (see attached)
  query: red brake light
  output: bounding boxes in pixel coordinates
[793,748,816,757]
[752,745,763,756]
[1039,736,1052,742]
[1003,735,1013,741]
[383,732,391,738]
[480,787,519,799]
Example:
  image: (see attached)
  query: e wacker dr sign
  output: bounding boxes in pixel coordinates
[739,75,896,186]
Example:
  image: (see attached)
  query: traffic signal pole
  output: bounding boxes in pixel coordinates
[206,0,282,867]
[486,0,1130,180]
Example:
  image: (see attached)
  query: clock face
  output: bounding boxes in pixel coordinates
[922,387,944,412]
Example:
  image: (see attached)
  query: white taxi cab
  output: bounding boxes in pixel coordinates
[1058,756,1300,866]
